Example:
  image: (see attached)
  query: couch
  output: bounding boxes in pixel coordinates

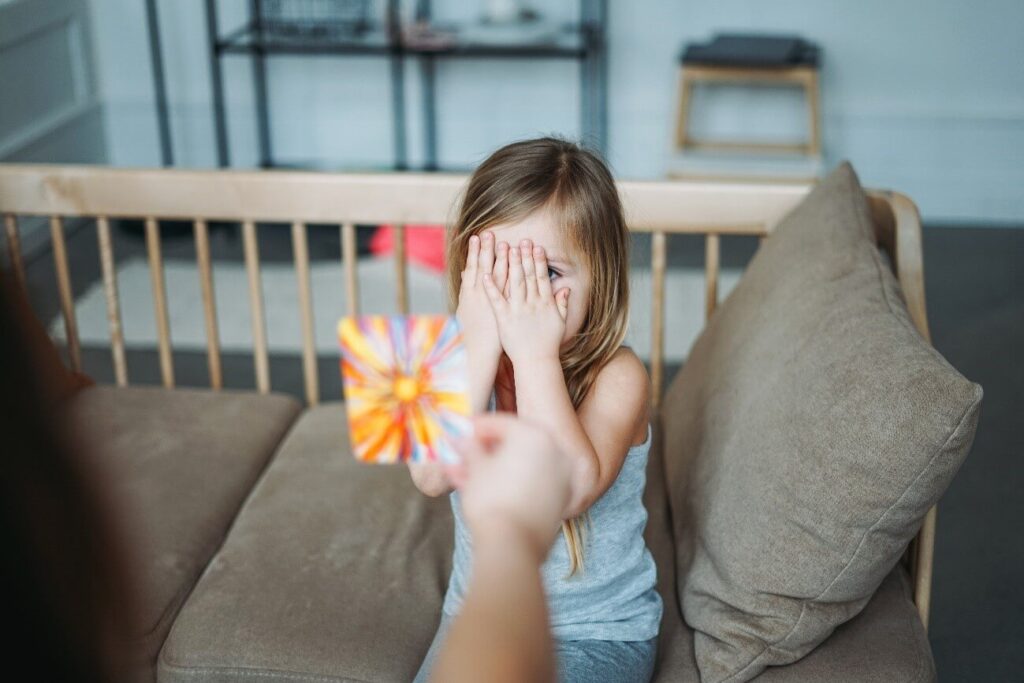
[2,162,980,681]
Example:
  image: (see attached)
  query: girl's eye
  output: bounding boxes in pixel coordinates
[547,267,561,281]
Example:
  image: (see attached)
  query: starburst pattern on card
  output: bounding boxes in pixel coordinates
[338,315,471,464]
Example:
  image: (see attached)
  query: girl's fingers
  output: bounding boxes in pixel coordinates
[464,234,480,285]
[479,232,495,278]
[555,287,570,321]
[534,246,553,300]
[520,239,539,299]
[508,246,526,302]
[493,241,509,293]
[482,272,507,311]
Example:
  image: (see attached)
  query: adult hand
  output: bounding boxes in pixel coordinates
[482,240,569,367]
[449,414,572,562]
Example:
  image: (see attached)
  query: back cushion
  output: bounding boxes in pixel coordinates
[661,162,982,682]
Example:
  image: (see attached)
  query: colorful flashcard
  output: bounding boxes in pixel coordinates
[337,315,471,464]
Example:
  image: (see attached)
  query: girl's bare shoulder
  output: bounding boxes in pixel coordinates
[586,347,651,445]
[598,347,651,393]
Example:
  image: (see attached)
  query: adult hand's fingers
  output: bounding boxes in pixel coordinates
[508,245,526,302]
[443,461,468,489]
[479,232,495,279]
[493,241,509,293]
[469,413,521,454]
[556,288,570,321]
[450,435,487,485]
[463,234,480,285]
[520,239,539,299]
[534,246,554,300]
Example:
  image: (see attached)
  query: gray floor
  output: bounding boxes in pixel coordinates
[13,220,1024,681]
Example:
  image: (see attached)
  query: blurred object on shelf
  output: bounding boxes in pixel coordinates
[459,20,560,48]
[261,0,371,37]
[402,20,456,51]
[470,0,553,45]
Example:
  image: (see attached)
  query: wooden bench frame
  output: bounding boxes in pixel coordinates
[0,163,935,628]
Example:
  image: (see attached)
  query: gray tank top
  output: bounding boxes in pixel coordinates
[442,417,663,642]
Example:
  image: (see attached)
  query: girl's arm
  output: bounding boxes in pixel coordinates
[408,232,508,497]
[483,242,650,518]
[512,349,649,518]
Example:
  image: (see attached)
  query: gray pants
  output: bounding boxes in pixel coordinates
[413,614,658,683]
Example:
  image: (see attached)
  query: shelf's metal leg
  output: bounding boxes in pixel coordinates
[145,0,173,166]
[250,0,273,168]
[580,0,606,153]
[387,0,408,171]
[420,55,438,172]
[597,0,608,154]
[205,0,229,167]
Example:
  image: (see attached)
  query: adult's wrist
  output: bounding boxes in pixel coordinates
[470,514,550,567]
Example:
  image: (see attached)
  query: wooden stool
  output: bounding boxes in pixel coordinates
[674,35,821,158]
[676,65,820,156]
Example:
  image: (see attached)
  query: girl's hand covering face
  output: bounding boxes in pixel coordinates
[456,232,509,364]
[482,239,569,365]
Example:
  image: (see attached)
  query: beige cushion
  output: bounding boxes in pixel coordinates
[649,419,935,682]
[158,402,455,682]
[661,163,983,682]
[67,385,302,678]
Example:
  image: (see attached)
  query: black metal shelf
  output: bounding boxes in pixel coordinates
[217,23,394,56]
[217,22,597,59]
[191,0,607,172]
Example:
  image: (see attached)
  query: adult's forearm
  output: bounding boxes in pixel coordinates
[432,525,555,683]
[510,356,599,515]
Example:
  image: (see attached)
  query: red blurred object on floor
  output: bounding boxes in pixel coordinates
[370,225,447,273]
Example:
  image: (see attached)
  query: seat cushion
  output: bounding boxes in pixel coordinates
[754,567,935,682]
[158,402,455,682]
[646,419,700,680]
[66,385,302,678]
[661,163,983,682]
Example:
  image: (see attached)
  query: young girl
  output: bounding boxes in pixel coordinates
[409,137,662,683]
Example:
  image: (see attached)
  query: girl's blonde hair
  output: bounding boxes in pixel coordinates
[445,137,630,574]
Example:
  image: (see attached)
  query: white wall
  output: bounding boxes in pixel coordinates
[1,0,106,258]
[88,0,1024,223]
[1,0,105,163]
